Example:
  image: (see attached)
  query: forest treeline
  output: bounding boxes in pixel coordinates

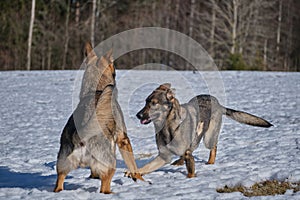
[1,0,300,71]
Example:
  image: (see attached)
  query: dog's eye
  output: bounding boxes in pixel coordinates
[151,101,158,106]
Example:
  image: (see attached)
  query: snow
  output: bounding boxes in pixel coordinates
[0,70,299,199]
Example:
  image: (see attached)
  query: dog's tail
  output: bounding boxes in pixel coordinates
[224,107,273,128]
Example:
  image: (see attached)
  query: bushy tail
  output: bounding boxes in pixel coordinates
[224,108,273,128]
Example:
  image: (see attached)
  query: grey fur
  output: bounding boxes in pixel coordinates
[136,83,272,177]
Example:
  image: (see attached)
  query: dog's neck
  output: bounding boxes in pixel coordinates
[155,97,184,144]
[162,98,182,132]
[167,98,182,125]
[94,84,115,105]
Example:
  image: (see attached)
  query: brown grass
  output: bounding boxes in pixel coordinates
[217,180,300,197]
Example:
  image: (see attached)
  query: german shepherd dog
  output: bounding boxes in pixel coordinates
[135,83,272,178]
[54,42,143,194]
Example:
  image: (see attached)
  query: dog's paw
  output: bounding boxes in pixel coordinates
[124,171,144,182]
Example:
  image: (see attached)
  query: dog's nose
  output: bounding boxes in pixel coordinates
[136,111,143,119]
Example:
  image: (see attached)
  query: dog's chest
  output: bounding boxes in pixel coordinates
[158,106,200,156]
[67,137,116,168]
[68,144,91,168]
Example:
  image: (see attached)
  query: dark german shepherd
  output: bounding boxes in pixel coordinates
[135,83,272,178]
[54,42,143,194]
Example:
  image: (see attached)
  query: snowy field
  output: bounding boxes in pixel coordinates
[0,70,299,199]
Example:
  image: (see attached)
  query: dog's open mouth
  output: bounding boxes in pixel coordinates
[141,118,151,125]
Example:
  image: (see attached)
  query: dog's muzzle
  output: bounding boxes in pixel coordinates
[136,108,151,125]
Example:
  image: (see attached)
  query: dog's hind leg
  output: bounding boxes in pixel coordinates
[184,149,196,178]
[54,157,73,192]
[206,146,217,165]
[54,144,78,192]
[54,173,67,192]
[203,113,222,165]
[54,158,74,192]
[100,168,115,194]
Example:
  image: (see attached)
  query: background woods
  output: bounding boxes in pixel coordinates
[0,0,299,71]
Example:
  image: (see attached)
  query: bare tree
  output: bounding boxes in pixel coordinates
[209,0,216,57]
[276,0,282,54]
[2,0,300,71]
[27,0,36,70]
[75,1,80,27]
[62,0,71,70]
[91,0,97,47]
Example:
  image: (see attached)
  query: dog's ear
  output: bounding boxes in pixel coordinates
[85,42,96,62]
[105,48,114,64]
[99,49,114,66]
[166,88,175,100]
[158,83,171,91]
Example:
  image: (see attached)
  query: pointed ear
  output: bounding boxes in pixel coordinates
[158,83,171,91]
[104,48,113,64]
[84,42,96,60]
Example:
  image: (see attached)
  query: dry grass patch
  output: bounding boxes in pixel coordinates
[217,180,300,197]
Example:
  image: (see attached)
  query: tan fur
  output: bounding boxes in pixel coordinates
[100,168,116,194]
[54,42,142,194]
[184,149,196,178]
[54,173,66,192]
[207,146,217,165]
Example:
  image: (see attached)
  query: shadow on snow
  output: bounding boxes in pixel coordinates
[0,157,206,191]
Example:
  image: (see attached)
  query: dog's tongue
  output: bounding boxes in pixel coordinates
[141,119,149,124]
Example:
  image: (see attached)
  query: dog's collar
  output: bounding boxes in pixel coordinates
[95,84,114,96]
[80,84,115,100]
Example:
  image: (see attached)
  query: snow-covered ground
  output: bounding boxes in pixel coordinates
[0,70,299,199]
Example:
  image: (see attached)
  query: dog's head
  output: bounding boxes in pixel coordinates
[136,83,177,126]
[80,42,116,97]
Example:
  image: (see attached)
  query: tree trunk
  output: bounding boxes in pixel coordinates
[189,0,196,38]
[164,0,170,67]
[263,39,268,70]
[91,0,96,47]
[251,0,259,66]
[276,0,282,54]
[210,0,216,57]
[169,0,180,68]
[62,0,70,70]
[187,0,196,69]
[285,0,293,71]
[27,0,36,71]
[239,2,253,54]
[231,0,238,54]
[75,1,80,27]
[47,44,52,70]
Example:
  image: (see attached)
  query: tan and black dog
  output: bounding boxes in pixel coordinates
[54,42,143,194]
[134,83,272,178]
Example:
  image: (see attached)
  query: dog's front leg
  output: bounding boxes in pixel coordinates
[184,149,196,178]
[116,132,144,181]
[137,155,168,175]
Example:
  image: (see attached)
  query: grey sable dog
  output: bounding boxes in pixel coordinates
[54,42,143,194]
[133,83,272,178]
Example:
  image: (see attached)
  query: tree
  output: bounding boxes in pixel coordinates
[1,0,300,71]
[27,0,36,70]
[62,0,71,70]
[91,0,97,47]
